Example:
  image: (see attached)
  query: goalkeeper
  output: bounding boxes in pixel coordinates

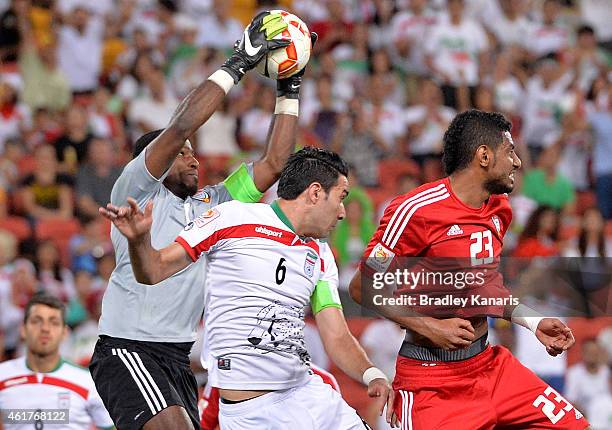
[89,11,317,430]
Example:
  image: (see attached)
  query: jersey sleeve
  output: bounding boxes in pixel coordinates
[207,162,263,205]
[86,386,115,429]
[175,206,227,261]
[110,146,169,206]
[360,196,429,275]
[311,243,342,315]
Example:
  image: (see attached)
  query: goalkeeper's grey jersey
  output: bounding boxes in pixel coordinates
[98,147,263,342]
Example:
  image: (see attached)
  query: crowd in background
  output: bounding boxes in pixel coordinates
[0,0,611,427]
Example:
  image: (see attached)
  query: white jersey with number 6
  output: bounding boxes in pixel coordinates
[176,200,342,391]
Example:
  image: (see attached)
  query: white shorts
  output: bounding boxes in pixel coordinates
[218,373,371,429]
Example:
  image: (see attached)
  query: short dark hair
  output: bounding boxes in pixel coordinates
[577,24,595,37]
[442,110,512,175]
[24,293,66,324]
[133,129,164,158]
[277,147,349,200]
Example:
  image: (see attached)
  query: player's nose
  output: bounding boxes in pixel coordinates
[188,154,199,169]
[338,203,346,220]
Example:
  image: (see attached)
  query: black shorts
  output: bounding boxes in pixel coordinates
[89,336,199,430]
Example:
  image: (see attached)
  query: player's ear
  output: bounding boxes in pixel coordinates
[306,182,322,204]
[477,145,490,168]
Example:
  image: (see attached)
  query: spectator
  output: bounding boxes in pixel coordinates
[0,231,19,356]
[389,0,437,76]
[33,239,75,303]
[571,25,608,93]
[194,98,240,157]
[331,107,386,187]
[239,83,275,156]
[57,4,103,95]
[87,86,125,142]
[492,50,525,118]
[24,107,62,149]
[69,215,112,275]
[588,82,612,219]
[481,0,531,49]
[0,138,24,191]
[521,57,573,161]
[0,75,31,152]
[565,338,610,415]
[75,137,121,218]
[18,9,71,113]
[196,0,242,50]
[564,207,611,258]
[20,144,74,220]
[586,363,612,430]
[54,104,94,172]
[403,79,455,169]
[331,186,376,274]
[513,205,560,257]
[545,111,591,192]
[363,74,406,153]
[303,76,342,146]
[311,0,354,55]
[0,0,27,63]
[522,144,575,211]
[526,0,570,58]
[424,0,489,109]
[127,65,178,135]
[65,269,92,327]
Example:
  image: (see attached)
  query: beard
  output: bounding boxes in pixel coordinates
[484,175,514,195]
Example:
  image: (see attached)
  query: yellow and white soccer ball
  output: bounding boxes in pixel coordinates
[256,10,312,80]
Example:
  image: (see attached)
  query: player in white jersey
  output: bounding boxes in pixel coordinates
[90,11,317,430]
[0,294,113,430]
[101,147,395,429]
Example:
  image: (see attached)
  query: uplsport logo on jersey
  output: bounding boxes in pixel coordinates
[255,226,283,238]
[304,251,318,278]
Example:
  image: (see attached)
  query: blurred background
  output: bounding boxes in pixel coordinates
[0,0,611,428]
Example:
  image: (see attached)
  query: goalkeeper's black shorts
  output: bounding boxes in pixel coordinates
[89,335,198,430]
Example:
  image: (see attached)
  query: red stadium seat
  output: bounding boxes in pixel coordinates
[17,154,37,178]
[0,216,32,241]
[35,218,81,266]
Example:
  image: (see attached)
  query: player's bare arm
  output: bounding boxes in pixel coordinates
[252,32,318,192]
[314,306,396,426]
[144,11,293,179]
[100,198,191,284]
[349,270,477,350]
[504,303,576,357]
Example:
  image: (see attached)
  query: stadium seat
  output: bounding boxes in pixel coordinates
[35,218,81,266]
[0,216,32,241]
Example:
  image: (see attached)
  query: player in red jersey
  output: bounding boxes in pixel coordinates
[199,364,341,430]
[349,110,590,429]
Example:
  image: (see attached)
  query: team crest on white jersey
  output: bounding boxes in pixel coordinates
[57,392,70,408]
[491,215,501,234]
[304,251,318,278]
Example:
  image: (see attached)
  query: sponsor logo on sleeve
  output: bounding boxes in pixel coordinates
[193,190,211,203]
[366,242,395,273]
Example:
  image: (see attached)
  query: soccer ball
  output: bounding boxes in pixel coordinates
[256,11,312,80]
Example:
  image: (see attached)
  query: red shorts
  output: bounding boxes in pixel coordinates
[392,345,589,430]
